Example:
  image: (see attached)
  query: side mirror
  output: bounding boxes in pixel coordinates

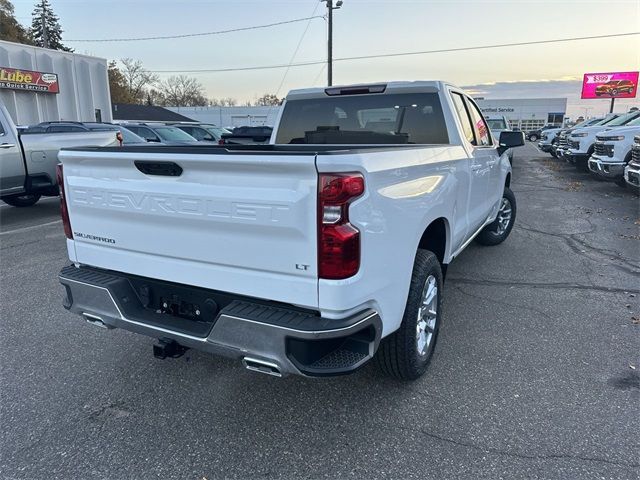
[497,131,525,156]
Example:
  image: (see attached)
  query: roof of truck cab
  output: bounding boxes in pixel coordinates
[285,81,451,100]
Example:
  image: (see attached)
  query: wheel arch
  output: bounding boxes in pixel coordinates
[417,217,450,267]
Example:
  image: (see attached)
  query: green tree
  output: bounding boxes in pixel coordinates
[30,0,72,51]
[108,61,135,104]
[0,0,34,44]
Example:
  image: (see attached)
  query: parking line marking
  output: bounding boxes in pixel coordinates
[0,220,62,235]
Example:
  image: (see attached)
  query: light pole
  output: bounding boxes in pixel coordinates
[323,0,343,86]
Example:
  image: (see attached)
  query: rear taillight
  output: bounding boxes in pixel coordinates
[318,173,364,279]
[56,164,73,239]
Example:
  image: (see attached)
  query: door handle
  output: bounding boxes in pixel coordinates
[487,159,498,167]
[470,164,482,172]
[0,143,16,149]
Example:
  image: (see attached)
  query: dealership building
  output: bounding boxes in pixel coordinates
[475,97,568,131]
[0,39,112,125]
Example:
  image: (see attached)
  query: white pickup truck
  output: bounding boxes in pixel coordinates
[564,111,640,171]
[0,103,120,207]
[57,81,524,380]
[588,116,640,186]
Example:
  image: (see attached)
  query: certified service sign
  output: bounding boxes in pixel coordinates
[0,67,59,93]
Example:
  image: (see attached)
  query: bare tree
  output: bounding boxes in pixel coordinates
[159,75,208,107]
[210,97,238,107]
[253,94,281,106]
[120,58,159,104]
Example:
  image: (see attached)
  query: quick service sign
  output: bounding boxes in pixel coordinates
[581,71,638,99]
[0,67,59,94]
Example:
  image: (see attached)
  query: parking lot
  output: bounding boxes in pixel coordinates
[1,142,638,479]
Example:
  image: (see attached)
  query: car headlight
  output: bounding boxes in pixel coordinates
[571,133,589,137]
[603,135,625,141]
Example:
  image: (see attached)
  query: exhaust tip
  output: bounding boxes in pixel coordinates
[83,313,114,330]
[242,357,282,377]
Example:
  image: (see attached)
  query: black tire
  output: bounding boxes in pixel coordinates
[376,249,443,380]
[2,194,41,207]
[475,187,517,246]
[529,134,538,142]
[550,150,558,158]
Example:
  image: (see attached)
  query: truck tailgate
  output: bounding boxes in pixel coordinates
[60,148,319,308]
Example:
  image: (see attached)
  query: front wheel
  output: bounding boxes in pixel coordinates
[2,194,41,207]
[376,249,443,380]
[475,187,516,246]
[529,134,538,142]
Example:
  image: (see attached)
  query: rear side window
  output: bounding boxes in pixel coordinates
[275,93,449,144]
[450,93,475,144]
[466,100,491,146]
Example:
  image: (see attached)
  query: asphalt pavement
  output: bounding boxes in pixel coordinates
[1,143,639,479]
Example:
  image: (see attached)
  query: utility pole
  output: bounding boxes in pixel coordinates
[323,0,343,86]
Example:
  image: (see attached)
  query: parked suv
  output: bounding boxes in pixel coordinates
[121,123,201,144]
[167,122,232,142]
[527,125,559,142]
[595,80,636,97]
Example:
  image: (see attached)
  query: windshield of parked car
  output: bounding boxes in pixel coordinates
[118,127,147,143]
[487,119,508,130]
[624,116,640,127]
[276,93,448,144]
[604,112,640,126]
[153,126,197,142]
[204,126,232,139]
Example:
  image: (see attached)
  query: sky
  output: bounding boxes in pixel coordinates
[11,0,640,117]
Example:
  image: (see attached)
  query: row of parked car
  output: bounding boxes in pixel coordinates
[20,120,276,146]
[1,106,275,207]
[536,110,640,193]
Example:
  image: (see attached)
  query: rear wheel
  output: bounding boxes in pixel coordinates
[377,249,443,380]
[529,134,538,142]
[2,194,41,207]
[475,187,516,246]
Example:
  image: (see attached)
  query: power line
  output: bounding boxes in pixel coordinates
[147,31,639,73]
[335,32,640,62]
[66,16,325,42]
[273,1,323,98]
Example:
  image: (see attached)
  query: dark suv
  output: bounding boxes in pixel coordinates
[167,122,232,142]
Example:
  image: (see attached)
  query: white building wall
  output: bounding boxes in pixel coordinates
[475,98,568,130]
[167,106,281,128]
[0,40,112,125]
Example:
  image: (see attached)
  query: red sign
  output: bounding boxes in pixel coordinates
[581,71,638,99]
[0,66,59,94]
